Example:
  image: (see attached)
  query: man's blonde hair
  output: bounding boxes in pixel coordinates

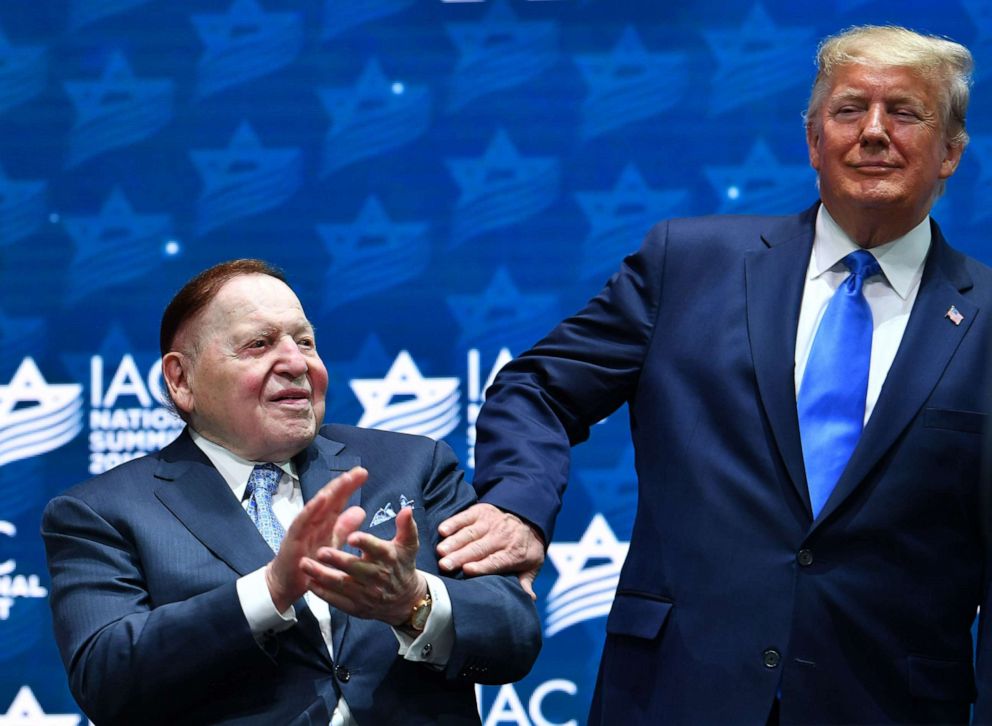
[805,25,973,147]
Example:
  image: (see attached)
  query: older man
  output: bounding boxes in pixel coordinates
[437,25,992,724]
[42,259,540,725]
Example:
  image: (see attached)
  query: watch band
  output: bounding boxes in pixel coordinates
[407,587,432,632]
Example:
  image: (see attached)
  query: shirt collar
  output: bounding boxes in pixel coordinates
[812,205,931,300]
[189,428,297,500]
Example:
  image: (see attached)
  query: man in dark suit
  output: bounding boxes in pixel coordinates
[42,259,540,725]
[436,25,992,723]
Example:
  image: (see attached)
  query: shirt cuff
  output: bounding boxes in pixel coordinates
[237,566,297,640]
[393,571,453,666]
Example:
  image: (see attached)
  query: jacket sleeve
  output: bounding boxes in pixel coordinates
[420,438,542,684]
[472,221,670,542]
[41,494,274,725]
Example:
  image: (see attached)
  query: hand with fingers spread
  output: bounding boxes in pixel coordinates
[303,506,427,626]
[436,503,545,600]
[264,466,368,612]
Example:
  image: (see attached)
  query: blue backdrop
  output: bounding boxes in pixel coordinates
[1,1,991,723]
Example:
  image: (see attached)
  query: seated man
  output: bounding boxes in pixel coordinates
[42,259,540,726]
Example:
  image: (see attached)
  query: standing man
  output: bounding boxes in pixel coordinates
[43,259,540,725]
[438,25,992,723]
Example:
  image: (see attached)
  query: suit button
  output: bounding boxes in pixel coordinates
[797,549,814,567]
[335,665,351,683]
[763,649,781,668]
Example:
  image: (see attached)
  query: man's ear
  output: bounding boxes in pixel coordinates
[806,121,821,171]
[162,352,194,416]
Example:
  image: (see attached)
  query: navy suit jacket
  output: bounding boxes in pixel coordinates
[43,424,540,725]
[474,204,992,724]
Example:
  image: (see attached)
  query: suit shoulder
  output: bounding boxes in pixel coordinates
[318,423,446,455]
[42,449,168,531]
[648,207,815,257]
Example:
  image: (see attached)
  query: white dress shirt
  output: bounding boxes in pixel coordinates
[189,430,455,726]
[795,205,931,425]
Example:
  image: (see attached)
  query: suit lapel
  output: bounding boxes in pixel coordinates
[154,429,365,669]
[153,429,275,576]
[745,207,818,513]
[814,225,977,525]
[293,433,363,664]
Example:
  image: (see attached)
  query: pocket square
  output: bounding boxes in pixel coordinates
[369,495,417,527]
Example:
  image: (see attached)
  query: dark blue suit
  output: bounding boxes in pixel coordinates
[43,424,540,725]
[474,205,992,724]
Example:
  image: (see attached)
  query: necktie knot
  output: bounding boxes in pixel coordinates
[842,250,881,284]
[246,463,282,498]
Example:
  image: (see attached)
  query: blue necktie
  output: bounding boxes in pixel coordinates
[797,250,881,518]
[245,463,286,553]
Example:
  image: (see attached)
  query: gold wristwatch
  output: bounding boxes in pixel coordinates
[407,587,433,632]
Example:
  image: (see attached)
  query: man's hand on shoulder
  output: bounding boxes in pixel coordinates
[436,503,545,600]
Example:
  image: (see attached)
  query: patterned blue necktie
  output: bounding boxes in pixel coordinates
[797,249,881,518]
[245,463,286,553]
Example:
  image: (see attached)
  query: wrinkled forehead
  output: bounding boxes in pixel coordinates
[185,274,311,347]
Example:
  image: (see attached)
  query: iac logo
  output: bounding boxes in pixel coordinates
[0,521,47,621]
[0,358,83,468]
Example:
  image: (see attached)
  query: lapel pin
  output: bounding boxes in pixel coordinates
[945,305,964,326]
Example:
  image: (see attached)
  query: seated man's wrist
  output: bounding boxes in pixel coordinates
[396,573,431,634]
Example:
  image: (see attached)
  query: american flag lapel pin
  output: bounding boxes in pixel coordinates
[945,305,964,326]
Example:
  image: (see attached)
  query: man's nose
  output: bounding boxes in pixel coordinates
[860,105,890,146]
[275,337,309,376]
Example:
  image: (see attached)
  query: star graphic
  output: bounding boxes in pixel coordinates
[191,122,301,196]
[0,358,82,422]
[574,26,688,141]
[0,686,79,725]
[447,129,558,205]
[61,188,170,302]
[577,165,684,228]
[192,0,300,55]
[350,352,459,427]
[318,58,432,176]
[191,0,302,99]
[318,196,429,310]
[445,0,557,68]
[444,0,557,111]
[543,514,630,636]
[0,358,84,466]
[447,267,557,348]
[320,58,429,133]
[576,164,687,278]
[320,196,428,257]
[63,187,171,261]
[703,4,814,114]
[64,52,173,126]
[703,139,814,214]
[546,514,630,598]
[576,26,684,102]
